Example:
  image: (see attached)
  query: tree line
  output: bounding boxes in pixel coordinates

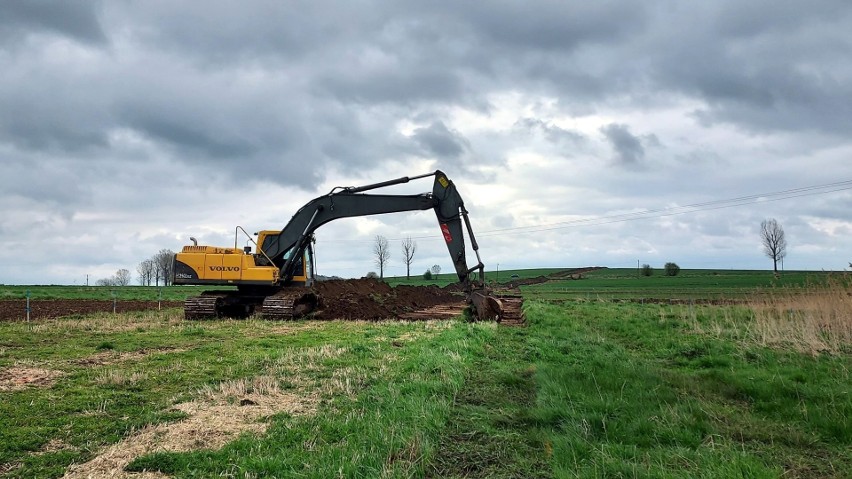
[94,249,175,287]
[136,249,176,286]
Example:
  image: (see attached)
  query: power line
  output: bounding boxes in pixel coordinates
[315,179,852,243]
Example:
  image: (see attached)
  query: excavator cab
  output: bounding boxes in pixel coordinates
[252,231,315,286]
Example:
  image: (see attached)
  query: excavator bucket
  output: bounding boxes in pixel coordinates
[470,288,504,321]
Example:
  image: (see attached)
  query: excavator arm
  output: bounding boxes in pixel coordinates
[259,170,499,319]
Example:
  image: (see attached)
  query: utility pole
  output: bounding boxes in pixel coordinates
[86,274,89,286]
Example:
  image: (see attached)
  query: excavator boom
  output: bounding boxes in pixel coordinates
[174,170,503,321]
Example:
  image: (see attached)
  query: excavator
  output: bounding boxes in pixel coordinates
[171,170,504,321]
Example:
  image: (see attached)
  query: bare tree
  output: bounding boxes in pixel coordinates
[431,264,441,280]
[153,249,175,286]
[760,218,787,273]
[137,259,154,286]
[373,235,390,279]
[401,237,417,280]
[115,268,131,286]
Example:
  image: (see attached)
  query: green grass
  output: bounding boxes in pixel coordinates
[0,285,221,301]
[1,271,849,478]
[525,301,850,477]
[523,268,838,301]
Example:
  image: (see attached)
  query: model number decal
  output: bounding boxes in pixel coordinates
[209,266,240,272]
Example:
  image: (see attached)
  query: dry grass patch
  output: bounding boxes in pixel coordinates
[0,364,64,391]
[30,310,184,334]
[33,438,76,456]
[73,347,187,367]
[93,369,149,386]
[750,275,852,354]
[0,462,22,475]
[62,375,317,479]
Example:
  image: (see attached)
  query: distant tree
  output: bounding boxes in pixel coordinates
[95,277,115,286]
[137,259,154,286]
[401,237,417,280]
[431,264,441,280]
[115,268,131,286]
[423,270,433,280]
[373,235,391,279]
[641,264,653,276]
[152,249,175,286]
[664,262,680,277]
[365,271,379,279]
[760,218,787,273]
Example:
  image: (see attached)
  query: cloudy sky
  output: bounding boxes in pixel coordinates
[2,1,851,285]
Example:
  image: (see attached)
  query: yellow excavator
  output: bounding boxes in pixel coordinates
[172,170,503,320]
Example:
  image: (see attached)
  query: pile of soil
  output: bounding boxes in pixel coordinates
[503,267,606,288]
[311,278,464,320]
[0,300,182,322]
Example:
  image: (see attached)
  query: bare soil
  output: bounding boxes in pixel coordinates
[0,300,182,322]
[311,278,466,320]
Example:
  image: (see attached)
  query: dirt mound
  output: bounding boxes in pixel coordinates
[504,267,606,288]
[311,278,464,320]
[0,300,183,322]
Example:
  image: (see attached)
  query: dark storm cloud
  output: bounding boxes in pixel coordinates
[411,121,470,159]
[642,2,852,135]
[448,0,648,51]
[2,0,851,195]
[0,1,105,45]
[515,118,586,145]
[600,123,645,166]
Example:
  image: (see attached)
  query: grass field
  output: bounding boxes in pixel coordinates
[0,285,217,302]
[1,269,850,477]
[1,267,831,301]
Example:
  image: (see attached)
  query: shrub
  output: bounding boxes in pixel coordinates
[365,271,379,279]
[641,264,653,276]
[664,262,681,276]
[423,270,433,280]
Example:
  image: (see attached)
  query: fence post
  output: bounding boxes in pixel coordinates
[112,290,117,314]
[25,289,30,322]
[158,288,162,311]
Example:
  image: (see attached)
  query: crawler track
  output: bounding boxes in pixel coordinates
[184,291,258,320]
[184,293,223,320]
[260,290,319,320]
